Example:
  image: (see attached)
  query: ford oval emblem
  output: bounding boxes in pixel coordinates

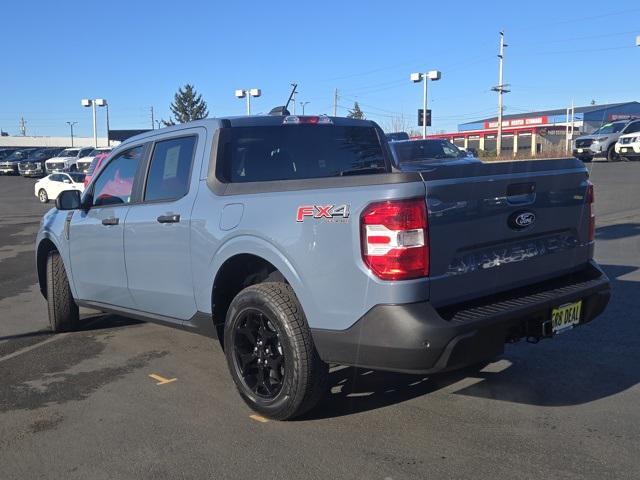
[509,211,536,230]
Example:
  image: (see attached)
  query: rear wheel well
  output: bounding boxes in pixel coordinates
[212,254,287,341]
[37,239,58,299]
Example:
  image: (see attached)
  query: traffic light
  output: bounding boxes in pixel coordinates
[418,109,432,127]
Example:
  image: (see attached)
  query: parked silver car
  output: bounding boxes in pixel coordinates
[573,119,640,162]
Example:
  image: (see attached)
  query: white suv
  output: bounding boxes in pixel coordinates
[76,147,112,173]
[45,147,94,173]
[615,133,640,161]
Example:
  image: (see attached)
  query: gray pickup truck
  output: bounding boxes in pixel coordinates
[36,115,610,420]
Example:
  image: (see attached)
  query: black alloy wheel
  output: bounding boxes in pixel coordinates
[232,310,285,399]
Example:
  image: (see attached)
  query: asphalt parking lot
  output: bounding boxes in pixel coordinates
[1,163,639,480]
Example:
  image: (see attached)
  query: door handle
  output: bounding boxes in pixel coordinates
[102,217,119,226]
[157,214,180,224]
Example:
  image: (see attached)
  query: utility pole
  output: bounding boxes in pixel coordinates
[570,100,575,149]
[19,117,26,136]
[150,106,155,130]
[66,121,77,147]
[565,106,570,153]
[333,88,339,117]
[492,31,510,156]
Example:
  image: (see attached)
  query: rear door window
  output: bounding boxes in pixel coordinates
[144,136,197,202]
[216,125,387,183]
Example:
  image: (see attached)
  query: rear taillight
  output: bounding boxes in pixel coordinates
[360,198,429,281]
[587,181,595,242]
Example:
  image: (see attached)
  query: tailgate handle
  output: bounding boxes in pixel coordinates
[507,182,536,204]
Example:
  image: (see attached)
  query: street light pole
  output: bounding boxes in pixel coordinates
[66,121,77,147]
[235,88,262,115]
[82,98,109,147]
[411,70,441,139]
[300,101,310,115]
[422,75,428,139]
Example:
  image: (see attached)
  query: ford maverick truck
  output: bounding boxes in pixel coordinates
[36,115,610,420]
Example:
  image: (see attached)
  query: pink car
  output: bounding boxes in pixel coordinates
[83,152,110,187]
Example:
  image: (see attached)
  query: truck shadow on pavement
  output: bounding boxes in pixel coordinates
[595,223,640,241]
[305,264,638,419]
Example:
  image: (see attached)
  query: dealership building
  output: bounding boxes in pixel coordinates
[430,101,640,155]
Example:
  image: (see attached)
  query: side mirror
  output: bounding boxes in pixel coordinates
[56,190,82,210]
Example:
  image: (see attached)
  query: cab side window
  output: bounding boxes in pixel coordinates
[92,146,144,206]
[144,136,196,202]
[624,121,640,134]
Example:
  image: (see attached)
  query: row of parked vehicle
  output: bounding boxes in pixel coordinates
[573,117,640,162]
[0,146,111,203]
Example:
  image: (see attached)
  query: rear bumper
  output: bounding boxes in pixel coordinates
[312,261,610,374]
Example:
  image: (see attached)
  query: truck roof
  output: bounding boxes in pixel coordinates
[118,116,379,149]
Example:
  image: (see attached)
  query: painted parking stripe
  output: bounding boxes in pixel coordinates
[148,373,177,385]
[0,334,64,363]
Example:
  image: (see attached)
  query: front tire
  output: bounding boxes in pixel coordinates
[607,145,619,162]
[224,282,328,420]
[38,189,48,203]
[46,251,79,332]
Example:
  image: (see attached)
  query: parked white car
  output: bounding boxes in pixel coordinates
[76,147,112,173]
[615,132,640,161]
[45,147,94,173]
[34,172,85,203]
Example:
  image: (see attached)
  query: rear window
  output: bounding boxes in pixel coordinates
[391,140,464,163]
[216,125,387,183]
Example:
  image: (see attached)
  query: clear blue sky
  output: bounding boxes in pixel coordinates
[1,0,639,137]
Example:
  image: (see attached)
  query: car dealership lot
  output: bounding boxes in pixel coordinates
[1,165,639,479]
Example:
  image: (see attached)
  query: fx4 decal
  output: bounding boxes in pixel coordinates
[296,204,350,223]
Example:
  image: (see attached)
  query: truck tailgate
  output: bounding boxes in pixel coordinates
[423,158,592,307]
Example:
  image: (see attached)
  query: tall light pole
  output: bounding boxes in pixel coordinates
[81,98,108,147]
[155,119,163,130]
[66,121,77,147]
[300,101,310,115]
[492,31,510,156]
[95,99,109,146]
[81,99,97,147]
[410,70,441,139]
[234,88,262,115]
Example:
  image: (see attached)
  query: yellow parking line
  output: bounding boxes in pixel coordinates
[249,414,269,423]
[148,373,177,385]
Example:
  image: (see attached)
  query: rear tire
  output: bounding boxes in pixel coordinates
[224,282,328,420]
[607,145,619,162]
[46,251,79,332]
[38,189,48,203]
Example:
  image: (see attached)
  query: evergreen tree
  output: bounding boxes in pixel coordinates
[347,101,365,120]
[164,84,209,125]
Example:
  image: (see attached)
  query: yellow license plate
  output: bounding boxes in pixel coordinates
[551,301,582,334]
